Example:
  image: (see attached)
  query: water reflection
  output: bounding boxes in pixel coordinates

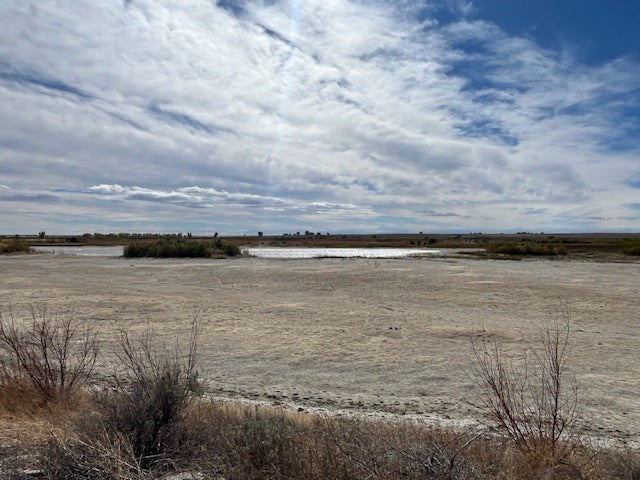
[30,245,475,259]
[32,246,125,256]
[244,247,441,259]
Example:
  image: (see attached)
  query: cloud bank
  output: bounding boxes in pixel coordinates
[1,0,639,234]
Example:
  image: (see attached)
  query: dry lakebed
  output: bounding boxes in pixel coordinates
[1,253,638,448]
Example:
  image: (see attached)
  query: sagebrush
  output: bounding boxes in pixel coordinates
[97,316,202,469]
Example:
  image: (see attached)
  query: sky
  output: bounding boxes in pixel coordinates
[1,0,639,235]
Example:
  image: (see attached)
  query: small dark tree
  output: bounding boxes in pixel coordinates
[38,231,46,239]
[258,231,263,237]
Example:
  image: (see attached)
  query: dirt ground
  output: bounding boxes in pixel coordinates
[1,254,638,448]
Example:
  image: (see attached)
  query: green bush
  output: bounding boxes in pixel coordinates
[622,241,640,256]
[0,238,31,254]
[485,242,566,256]
[223,243,240,256]
[123,239,240,258]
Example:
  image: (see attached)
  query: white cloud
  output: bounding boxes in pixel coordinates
[0,0,638,233]
[84,184,368,217]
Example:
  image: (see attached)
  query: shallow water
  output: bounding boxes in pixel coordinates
[31,245,475,259]
[244,247,442,258]
[32,246,125,256]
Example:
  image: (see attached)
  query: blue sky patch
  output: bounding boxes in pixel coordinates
[469,0,640,64]
[216,0,246,17]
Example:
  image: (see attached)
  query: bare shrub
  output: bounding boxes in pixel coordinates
[0,306,99,404]
[471,307,580,469]
[98,315,202,470]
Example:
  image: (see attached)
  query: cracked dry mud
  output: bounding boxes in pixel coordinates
[1,254,638,448]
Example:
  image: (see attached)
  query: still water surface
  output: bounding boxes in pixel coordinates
[31,246,470,259]
[245,247,443,258]
[32,246,125,256]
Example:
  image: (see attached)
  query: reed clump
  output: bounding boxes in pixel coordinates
[0,238,31,254]
[485,241,567,256]
[123,238,240,258]
[622,240,640,256]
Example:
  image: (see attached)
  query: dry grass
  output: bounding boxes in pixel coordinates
[0,306,638,479]
[2,397,638,480]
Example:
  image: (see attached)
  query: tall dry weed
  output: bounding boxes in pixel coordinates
[0,305,99,406]
[471,307,582,473]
